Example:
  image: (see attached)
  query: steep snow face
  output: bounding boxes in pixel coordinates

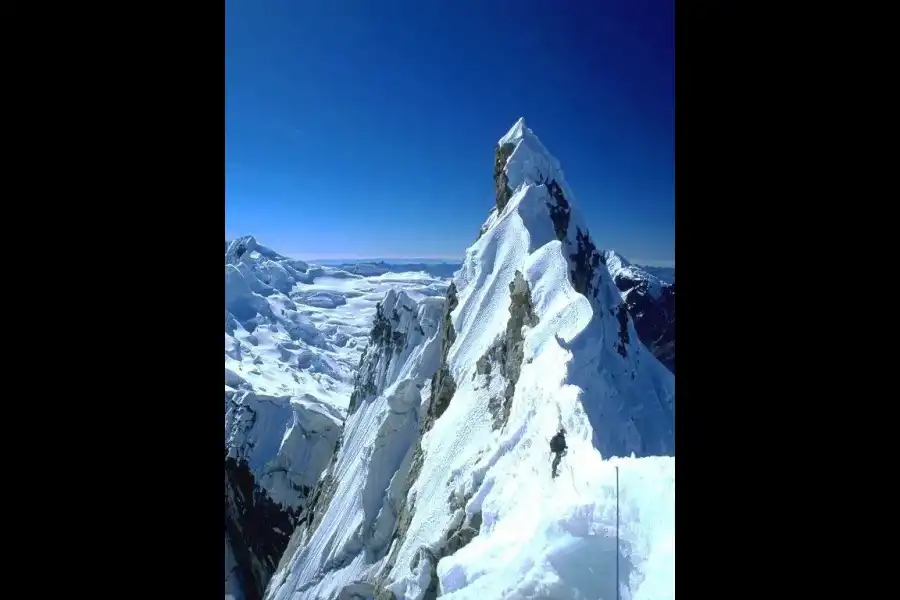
[225,235,452,499]
[265,119,674,600]
[267,290,447,600]
[225,237,452,599]
[603,250,676,373]
[380,118,674,599]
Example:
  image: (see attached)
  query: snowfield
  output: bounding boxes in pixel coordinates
[225,236,450,507]
[262,118,674,600]
[434,456,673,600]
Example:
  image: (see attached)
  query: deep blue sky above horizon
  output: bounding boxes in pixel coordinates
[226,0,674,265]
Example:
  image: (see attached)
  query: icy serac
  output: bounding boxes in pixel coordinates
[265,118,675,600]
[225,236,346,600]
[268,288,448,600]
[225,238,454,600]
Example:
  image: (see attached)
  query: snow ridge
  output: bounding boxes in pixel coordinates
[225,236,452,599]
[266,291,447,600]
[262,118,674,600]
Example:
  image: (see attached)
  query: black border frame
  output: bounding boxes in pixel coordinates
[13,0,817,595]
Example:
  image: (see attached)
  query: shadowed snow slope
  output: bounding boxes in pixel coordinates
[264,119,674,600]
[225,235,451,600]
[603,250,675,373]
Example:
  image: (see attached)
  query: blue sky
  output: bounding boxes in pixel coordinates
[226,0,674,265]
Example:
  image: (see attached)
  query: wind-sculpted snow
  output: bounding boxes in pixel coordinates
[225,235,452,599]
[264,119,674,600]
[225,236,452,485]
[266,290,446,600]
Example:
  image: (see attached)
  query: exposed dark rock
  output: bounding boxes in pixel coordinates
[476,345,498,378]
[609,272,675,373]
[349,299,414,415]
[371,302,392,346]
[411,494,483,598]
[336,581,400,600]
[380,283,460,583]
[337,582,377,600]
[373,588,399,600]
[392,330,407,353]
[284,286,454,594]
[494,142,516,213]
[348,350,377,415]
[545,179,571,242]
[616,303,630,358]
[224,449,303,600]
[569,227,602,298]
[349,304,396,415]
[427,282,459,427]
[481,271,538,429]
[502,272,538,387]
[445,518,480,554]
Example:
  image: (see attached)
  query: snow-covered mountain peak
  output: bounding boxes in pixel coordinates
[498,116,527,144]
[601,250,675,374]
[227,235,266,261]
[226,235,309,271]
[603,249,667,300]
[494,118,574,215]
[465,120,673,457]
[264,122,674,600]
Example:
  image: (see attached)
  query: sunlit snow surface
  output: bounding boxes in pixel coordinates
[224,236,450,507]
[265,119,674,600]
[434,456,674,600]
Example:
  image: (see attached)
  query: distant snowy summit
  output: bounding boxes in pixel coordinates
[263,118,674,600]
[604,250,675,373]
